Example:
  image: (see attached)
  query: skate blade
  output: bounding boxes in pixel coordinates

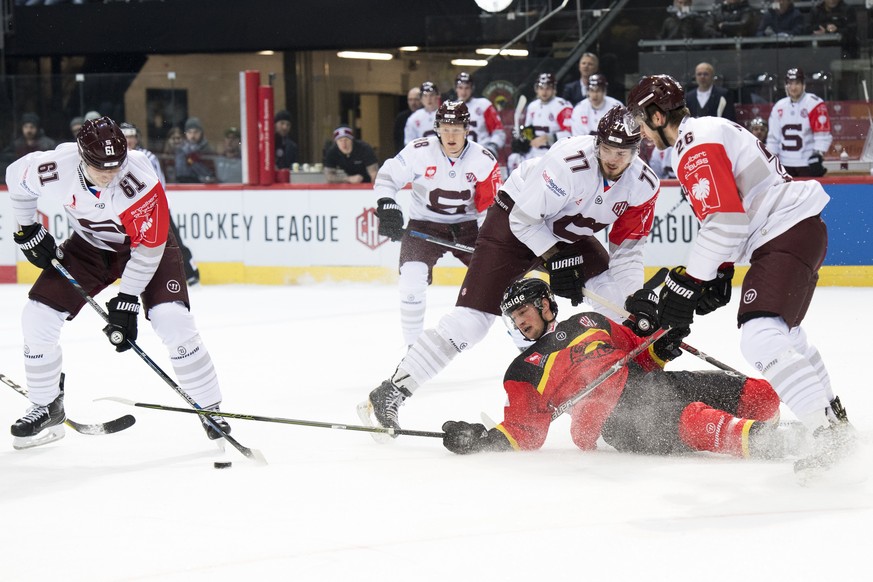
[794,440,869,487]
[356,400,393,444]
[13,425,66,450]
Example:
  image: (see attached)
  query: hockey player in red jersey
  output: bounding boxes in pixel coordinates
[6,116,229,448]
[360,106,661,435]
[442,278,803,458]
[375,100,502,347]
[626,74,854,478]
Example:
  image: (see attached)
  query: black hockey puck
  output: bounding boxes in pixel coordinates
[213,461,232,469]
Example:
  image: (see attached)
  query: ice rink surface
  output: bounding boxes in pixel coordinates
[0,282,870,581]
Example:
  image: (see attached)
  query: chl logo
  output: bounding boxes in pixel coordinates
[356,207,390,250]
[612,201,628,216]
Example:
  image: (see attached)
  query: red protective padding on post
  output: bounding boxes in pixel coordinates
[258,85,275,185]
[240,70,260,185]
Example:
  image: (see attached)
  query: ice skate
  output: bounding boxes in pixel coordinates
[794,397,857,483]
[11,391,66,450]
[356,379,410,443]
[199,404,231,440]
[748,419,810,460]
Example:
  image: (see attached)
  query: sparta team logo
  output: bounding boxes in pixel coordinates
[466,172,476,183]
[425,166,437,179]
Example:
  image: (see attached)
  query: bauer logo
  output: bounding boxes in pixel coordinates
[356,207,390,250]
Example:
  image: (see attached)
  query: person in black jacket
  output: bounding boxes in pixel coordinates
[686,62,736,121]
[658,0,710,40]
[757,0,805,37]
[705,0,758,38]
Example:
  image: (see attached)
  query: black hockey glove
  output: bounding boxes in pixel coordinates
[13,223,63,269]
[545,249,586,306]
[103,293,140,353]
[510,137,531,154]
[442,421,512,455]
[376,197,405,241]
[651,326,691,363]
[623,288,659,337]
[696,264,734,316]
[807,152,826,177]
[658,266,703,328]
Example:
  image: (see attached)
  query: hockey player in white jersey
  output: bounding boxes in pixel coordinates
[453,72,507,158]
[569,74,623,137]
[766,67,833,177]
[627,74,854,479]
[360,105,660,435]
[374,100,502,347]
[404,81,441,145]
[507,73,573,174]
[6,116,229,448]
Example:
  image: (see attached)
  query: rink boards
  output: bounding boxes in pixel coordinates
[2,179,872,286]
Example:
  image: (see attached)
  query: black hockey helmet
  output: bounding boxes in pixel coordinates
[785,67,805,83]
[627,74,686,123]
[77,116,127,169]
[596,105,642,151]
[119,122,139,139]
[500,278,558,320]
[434,100,470,133]
[535,73,556,89]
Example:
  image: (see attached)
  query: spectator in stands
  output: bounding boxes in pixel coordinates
[175,117,217,183]
[222,127,241,159]
[84,110,101,122]
[658,0,710,40]
[323,126,379,184]
[4,113,56,160]
[705,0,758,38]
[274,109,299,170]
[767,67,832,177]
[686,62,736,121]
[561,52,599,106]
[68,116,84,141]
[121,121,200,285]
[809,0,858,58]
[569,74,623,136]
[404,81,440,144]
[393,87,422,154]
[748,117,768,143]
[216,127,242,183]
[757,0,805,37]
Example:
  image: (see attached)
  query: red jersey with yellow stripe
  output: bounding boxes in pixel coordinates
[496,312,666,451]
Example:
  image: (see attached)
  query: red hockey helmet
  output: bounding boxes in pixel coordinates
[77,116,127,169]
[627,74,686,122]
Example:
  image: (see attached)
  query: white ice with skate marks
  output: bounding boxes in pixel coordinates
[0,283,871,581]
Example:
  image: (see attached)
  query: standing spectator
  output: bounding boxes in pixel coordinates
[359,106,659,434]
[570,74,623,136]
[404,81,440,144]
[393,87,422,154]
[705,0,758,38]
[215,127,243,184]
[658,0,710,40]
[162,127,184,155]
[627,74,853,479]
[757,0,805,37]
[748,117,768,143]
[5,113,56,160]
[175,117,217,183]
[5,116,229,447]
[121,122,200,285]
[686,62,736,121]
[507,73,573,174]
[809,0,858,58]
[453,72,507,158]
[323,126,379,184]
[767,68,832,177]
[68,116,85,142]
[372,101,501,347]
[274,109,299,170]
[561,52,599,106]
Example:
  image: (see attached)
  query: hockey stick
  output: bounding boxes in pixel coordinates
[50,259,266,464]
[550,328,668,421]
[580,285,743,375]
[99,397,445,439]
[512,94,528,140]
[2,372,136,435]
[407,229,475,254]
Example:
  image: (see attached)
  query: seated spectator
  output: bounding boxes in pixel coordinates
[221,127,241,158]
[686,62,736,121]
[705,0,758,38]
[4,113,56,160]
[757,0,805,37]
[809,0,858,58]
[68,116,84,141]
[323,126,379,184]
[174,117,217,183]
[658,0,710,40]
[216,127,243,183]
[163,126,184,155]
[748,117,768,143]
[274,109,299,170]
